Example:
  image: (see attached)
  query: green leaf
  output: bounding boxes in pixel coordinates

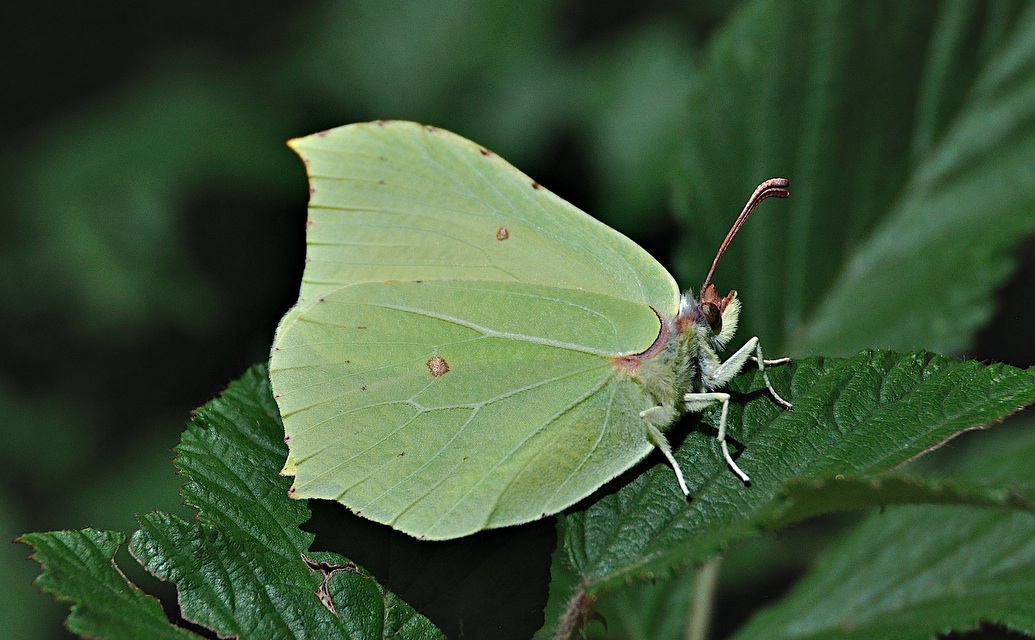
[581,558,699,640]
[539,351,1035,635]
[305,552,445,640]
[761,473,1034,531]
[21,367,444,640]
[17,529,200,640]
[675,0,1035,357]
[129,365,444,639]
[731,421,1035,639]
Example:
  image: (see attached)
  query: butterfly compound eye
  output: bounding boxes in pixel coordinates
[701,301,722,332]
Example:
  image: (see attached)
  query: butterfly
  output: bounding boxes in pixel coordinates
[270,121,790,540]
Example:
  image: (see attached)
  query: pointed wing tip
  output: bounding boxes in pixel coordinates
[286,120,414,152]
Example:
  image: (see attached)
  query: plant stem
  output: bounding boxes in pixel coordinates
[684,555,723,640]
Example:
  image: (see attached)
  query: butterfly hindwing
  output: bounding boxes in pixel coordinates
[271,280,661,539]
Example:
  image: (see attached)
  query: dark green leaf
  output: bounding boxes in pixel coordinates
[762,473,1034,531]
[129,365,444,640]
[3,492,57,640]
[548,350,1035,623]
[731,421,1035,639]
[17,529,200,640]
[21,367,443,640]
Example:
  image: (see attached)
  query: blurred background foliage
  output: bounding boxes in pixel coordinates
[3,1,1034,638]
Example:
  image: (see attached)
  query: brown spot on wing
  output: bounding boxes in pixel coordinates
[427,355,450,377]
[496,226,509,241]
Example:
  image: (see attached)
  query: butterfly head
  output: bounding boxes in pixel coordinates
[675,177,787,350]
[677,286,741,350]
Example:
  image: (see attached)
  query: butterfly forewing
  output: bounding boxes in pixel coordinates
[289,122,679,315]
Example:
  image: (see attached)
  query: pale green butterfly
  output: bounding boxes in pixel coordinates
[269,120,791,540]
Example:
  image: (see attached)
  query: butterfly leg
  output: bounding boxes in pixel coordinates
[703,337,792,409]
[683,391,749,483]
[748,342,793,409]
[690,336,785,484]
[640,405,690,496]
[752,356,791,365]
[688,338,792,483]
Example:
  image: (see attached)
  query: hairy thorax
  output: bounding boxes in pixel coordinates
[611,305,701,424]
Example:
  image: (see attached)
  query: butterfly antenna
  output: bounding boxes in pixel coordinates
[702,178,790,291]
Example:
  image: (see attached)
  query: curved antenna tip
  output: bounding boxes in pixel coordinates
[702,178,790,290]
